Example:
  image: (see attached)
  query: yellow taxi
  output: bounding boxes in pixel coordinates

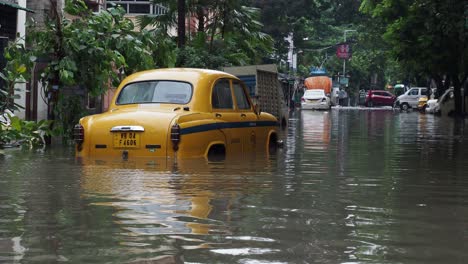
[74,68,280,161]
[417,96,428,112]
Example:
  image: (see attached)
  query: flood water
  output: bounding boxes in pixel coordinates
[1,109,468,264]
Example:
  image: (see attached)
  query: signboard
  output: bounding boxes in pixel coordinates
[309,67,327,76]
[339,77,349,85]
[336,44,352,59]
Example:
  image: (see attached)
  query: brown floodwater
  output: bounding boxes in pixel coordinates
[1,109,468,263]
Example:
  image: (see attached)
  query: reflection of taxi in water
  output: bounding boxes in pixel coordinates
[74,68,280,161]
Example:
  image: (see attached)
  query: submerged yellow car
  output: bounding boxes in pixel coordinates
[74,68,280,161]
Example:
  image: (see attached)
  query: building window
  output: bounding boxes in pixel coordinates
[106,0,167,15]
[129,4,150,14]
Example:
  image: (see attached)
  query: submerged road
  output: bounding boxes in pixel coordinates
[1,108,468,263]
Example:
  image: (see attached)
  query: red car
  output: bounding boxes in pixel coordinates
[365,90,396,107]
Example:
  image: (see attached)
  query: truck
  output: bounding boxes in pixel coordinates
[304,75,337,106]
[222,64,289,128]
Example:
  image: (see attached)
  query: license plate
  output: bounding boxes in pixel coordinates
[113,132,140,148]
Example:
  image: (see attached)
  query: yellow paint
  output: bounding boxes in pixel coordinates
[75,68,278,160]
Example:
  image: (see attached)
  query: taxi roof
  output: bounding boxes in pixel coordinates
[122,68,238,85]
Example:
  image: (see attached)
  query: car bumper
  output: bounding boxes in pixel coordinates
[301,102,331,110]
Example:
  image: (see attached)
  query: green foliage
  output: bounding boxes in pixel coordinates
[28,0,157,97]
[0,41,34,113]
[5,0,167,141]
[141,0,274,68]
[361,0,468,113]
[0,115,52,148]
[0,41,54,147]
[361,0,467,79]
[53,94,89,142]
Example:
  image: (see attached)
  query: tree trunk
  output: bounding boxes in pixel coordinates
[197,6,204,32]
[221,1,227,39]
[177,0,186,48]
[209,0,219,52]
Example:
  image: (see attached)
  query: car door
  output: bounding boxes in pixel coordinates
[382,91,394,106]
[211,78,243,155]
[407,88,421,107]
[231,80,258,153]
[372,91,384,105]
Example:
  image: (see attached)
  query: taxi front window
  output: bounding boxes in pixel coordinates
[116,81,192,105]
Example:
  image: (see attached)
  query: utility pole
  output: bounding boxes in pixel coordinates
[342,29,356,78]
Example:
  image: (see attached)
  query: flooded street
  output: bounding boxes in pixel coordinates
[1,109,468,263]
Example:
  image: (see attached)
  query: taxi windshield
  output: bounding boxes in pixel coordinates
[116,81,192,105]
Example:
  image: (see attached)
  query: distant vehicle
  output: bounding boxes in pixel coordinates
[425,88,455,115]
[394,87,428,111]
[365,90,396,107]
[73,68,280,161]
[301,89,331,110]
[417,96,429,112]
[303,76,333,107]
[418,88,438,112]
[223,65,289,128]
[393,84,408,96]
[304,76,332,95]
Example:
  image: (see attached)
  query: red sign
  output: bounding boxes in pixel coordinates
[336,44,352,59]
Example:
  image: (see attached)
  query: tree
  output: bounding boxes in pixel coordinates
[361,0,468,114]
[139,0,274,68]
[21,0,158,139]
[177,0,186,47]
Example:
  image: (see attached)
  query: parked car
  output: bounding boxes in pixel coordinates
[73,68,280,161]
[393,84,408,97]
[365,90,396,107]
[417,96,428,112]
[394,87,428,111]
[425,88,455,115]
[301,89,331,110]
[425,98,439,114]
[418,88,438,112]
[439,88,457,116]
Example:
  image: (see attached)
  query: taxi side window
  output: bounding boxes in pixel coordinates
[212,79,233,109]
[232,81,251,110]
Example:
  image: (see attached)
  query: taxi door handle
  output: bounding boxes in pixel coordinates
[241,114,246,118]
[216,113,222,118]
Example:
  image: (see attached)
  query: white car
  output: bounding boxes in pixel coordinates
[394,87,428,110]
[426,88,455,115]
[301,89,331,110]
[425,98,439,114]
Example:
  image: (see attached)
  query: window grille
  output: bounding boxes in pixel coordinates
[106,0,167,15]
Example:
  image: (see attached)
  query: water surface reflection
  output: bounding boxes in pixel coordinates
[1,109,468,263]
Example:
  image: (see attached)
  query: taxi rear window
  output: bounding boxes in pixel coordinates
[116,81,192,105]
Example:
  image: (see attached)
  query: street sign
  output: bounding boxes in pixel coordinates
[339,77,349,85]
[310,67,327,76]
[336,44,352,59]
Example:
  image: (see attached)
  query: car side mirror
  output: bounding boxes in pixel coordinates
[254,104,261,115]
